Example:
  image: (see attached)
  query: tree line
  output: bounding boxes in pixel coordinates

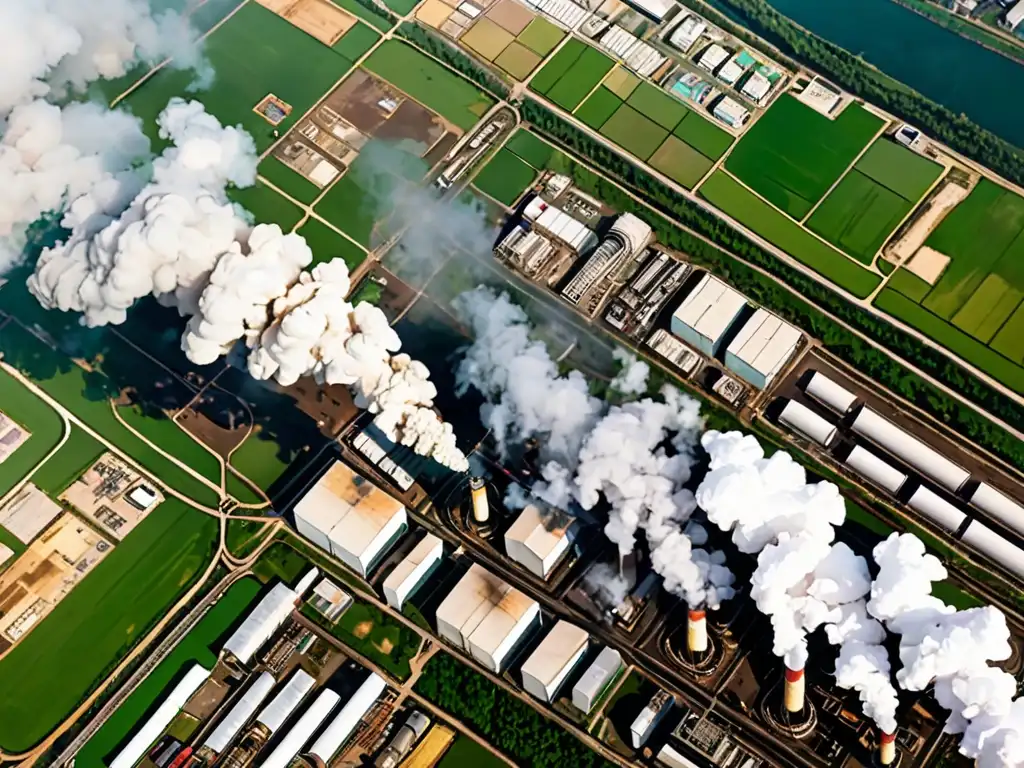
[520,100,1024,469]
[415,653,618,768]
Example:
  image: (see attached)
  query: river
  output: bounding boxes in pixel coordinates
[721,0,1024,149]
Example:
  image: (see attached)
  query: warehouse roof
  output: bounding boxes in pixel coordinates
[672,274,747,342]
[223,584,299,665]
[309,674,388,762]
[623,0,673,20]
[257,669,316,733]
[525,197,597,253]
[521,621,589,686]
[725,309,801,383]
[204,672,277,754]
[505,505,576,568]
[294,461,405,557]
[262,689,341,768]
[699,43,730,71]
[383,533,443,599]
[437,563,538,654]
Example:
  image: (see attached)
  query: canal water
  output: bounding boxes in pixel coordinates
[715,0,1024,149]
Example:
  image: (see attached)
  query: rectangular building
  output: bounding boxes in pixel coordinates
[1006,0,1024,29]
[504,505,577,579]
[631,690,674,748]
[521,621,589,702]
[435,563,540,672]
[383,533,444,610]
[723,308,801,389]
[572,647,623,713]
[293,461,408,577]
[697,43,730,72]
[668,15,707,53]
[523,196,598,255]
[0,484,61,544]
[670,274,747,356]
[713,96,750,127]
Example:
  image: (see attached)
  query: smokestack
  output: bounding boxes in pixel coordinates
[687,610,708,654]
[784,664,806,714]
[619,550,639,589]
[879,731,896,766]
[470,476,489,523]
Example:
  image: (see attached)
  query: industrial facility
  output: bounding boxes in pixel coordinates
[520,620,589,702]
[504,503,578,579]
[382,532,444,610]
[722,309,802,390]
[670,274,748,357]
[293,460,408,577]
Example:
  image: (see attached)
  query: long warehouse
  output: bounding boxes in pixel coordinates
[257,669,316,735]
[777,399,837,447]
[505,504,578,579]
[262,689,340,768]
[970,483,1024,533]
[222,570,317,665]
[907,486,967,532]
[203,672,277,756]
[383,533,444,610]
[844,446,907,495]
[521,620,589,702]
[962,521,1024,580]
[309,673,388,763]
[802,371,858,415]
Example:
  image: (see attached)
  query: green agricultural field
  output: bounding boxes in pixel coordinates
[384,0,420,14]
[625,82,688,130]
[297,217,368,269]
[437,736,508,768]
[951,274,1024,343]
[124,3,356,152]
[335,0,394,31]
[672,111,733,161]
[0,499,217,751]
[0,368,63,498]
[230,426,297,493]
[74,579,261,768]
[855,139,943,202]
[332,21,381,61]
[516,16,563,56]
[363,41,495,130]
[506,129,555,168]
[461,18,515,61]
[600,104,668,160]
[529,38,586,94]
[888,267,932,303]
[544,46,616,111]
[494,42,541,80]
[229,180,305,231]
[473,148,537,205]
[725,95,886,219]
[807,170,911,264]
[575,86,622,130]
[259,155,322,205]
[992,303,1024,362]
[649,135,714,189]
[700,171,883,298]
[302,598,420,679]
[603,67,640,100]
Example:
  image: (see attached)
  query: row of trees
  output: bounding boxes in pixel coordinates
[415,653,617,768]
[687,0,1024,186]
[397,23,512,99]
[520,100,1024,469]
[349,0,396,25]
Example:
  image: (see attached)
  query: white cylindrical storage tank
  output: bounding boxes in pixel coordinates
[778,399,837,447]
[970,483,1024,534]
[851,408,969,492]
[803,371,858,415]
[844,446,907,495]
[962,521,1024,580]
[261,689,341,768]
[907,486,967,532]
[308,673,388,763]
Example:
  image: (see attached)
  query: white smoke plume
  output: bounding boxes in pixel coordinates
[26,99,467,471]
[583,562,631,610]
[868,533,1023,762]
[1,0,209,115]
[609,347,650,396]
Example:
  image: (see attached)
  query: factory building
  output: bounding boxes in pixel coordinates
[646,330,701,377]
[504,504,578,579]
[1004,0,1024,29]
[520,620,589,702]
[383,533,444,610]
[605,252,690,337]
[203,672,277,756]
[631,689,675,749]
[262,688,341,768]
[740,70,773,104]
[523,196,598,255]
[110,664,211,768]
[376,711,432,768]
[622,0,673,21]
[352,427,416,493]
[668,15,707,53]
[572,647,623,714]
[844,446,907,495]
[562,214,653,305]
[670,274,748,356]
[594,26,667,78]
[777,399,838,447]
[851,408,970,492]
[496,226,557,277]
[698,43,730,72]
[713,96,750,128]
[223,570,318,665]
[257,669,317,734]
[293,461,408,577]
[723,309,801,389]
[309,673,388,764]
[435,563,540,672]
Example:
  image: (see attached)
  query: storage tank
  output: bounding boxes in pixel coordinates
[802,371,858,415]
[844,446,907,495]
[970,483,1024,535]
[777,399,838,447]
[962,521,1024,580]
[907,486,967,532]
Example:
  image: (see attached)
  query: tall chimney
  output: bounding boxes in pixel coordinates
[879,731,896,766]
[783,664,805,714]
[469,476,489,523]
[687,609,708,654]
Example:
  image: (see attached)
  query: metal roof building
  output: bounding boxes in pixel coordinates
[851,408,970,492]
[110,664,210,768]
[505,504,578,579]
[970,483,1024,533]
[383,533,444,610]
[436,563,540,672]
[1006,0,1024,29]
[844,446,907,495]
[777,399,837,447]
[562,214,652,305]
[623,0,673,20]
[907,486,966,532]
[713,96,750,127]
[261,689,340,768]
[257,669,316,734]
[222,570,317,665]
[803,371,858,415]
[521,621,589,702]
[669,15,707,53]
[203,672,277,755]
[631,690,674,749]
[308,673,388,763]
[963,521,1024,579]
[741,70,772,104]
[698,44,730,72]
[723,309,801,389]
[670,274,747,356]
[293,461,408,577]
[524,196,598,255]
[572,647,623,714]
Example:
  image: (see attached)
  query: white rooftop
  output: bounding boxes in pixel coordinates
[699,43,730,71]
[669,15,707,53]
[520,621,589,687]
[505,504,577,577]
[672,274,747,341]
[741,70,772,102]
[625,0,673,19]
[222,583,298,665]
[725,308,801,379]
